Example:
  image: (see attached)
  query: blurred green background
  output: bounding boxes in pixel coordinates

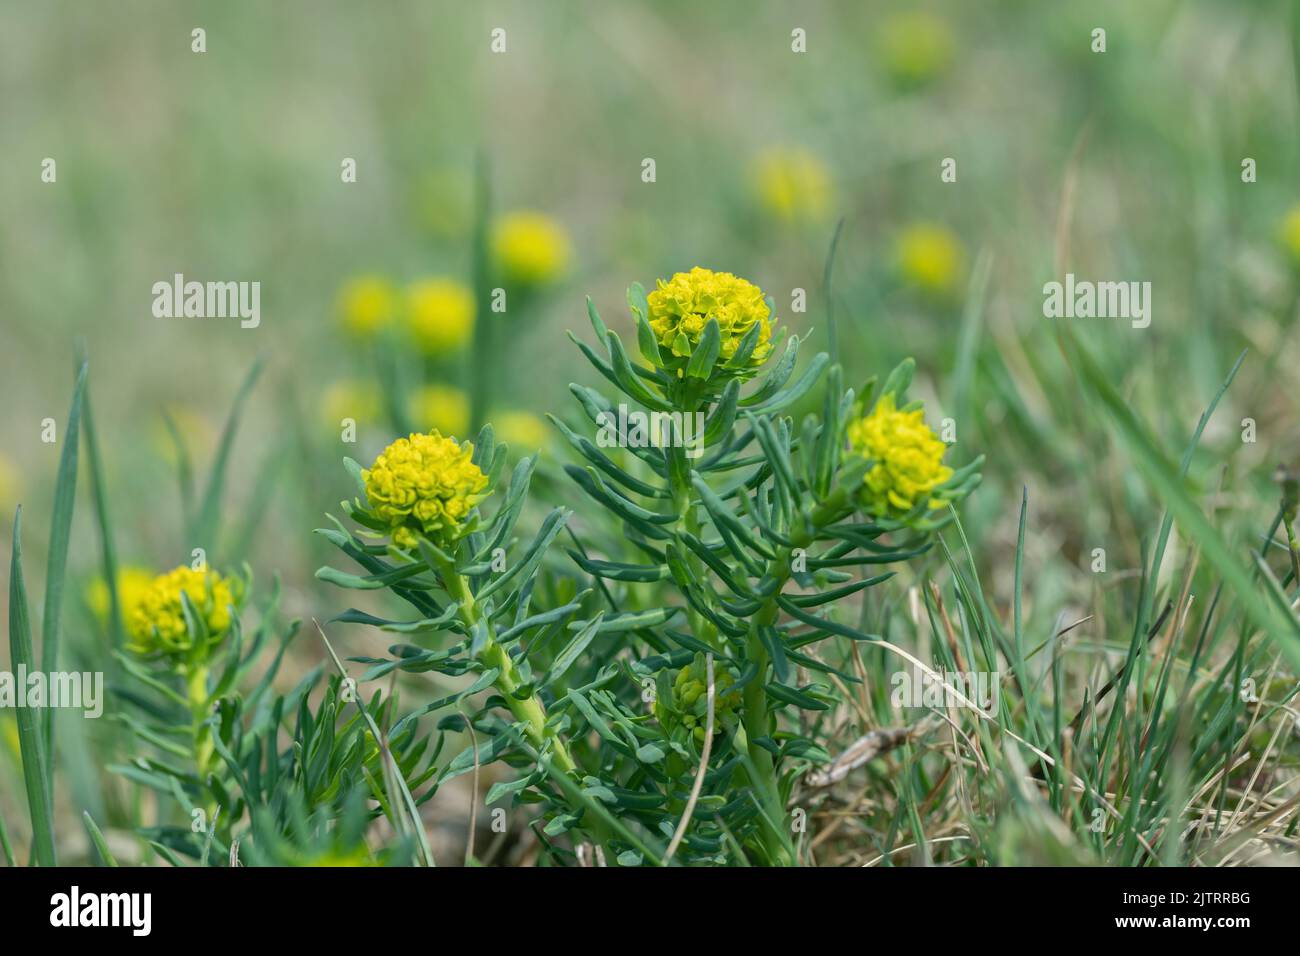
[3,0,1300,843]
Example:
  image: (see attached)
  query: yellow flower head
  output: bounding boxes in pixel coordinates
[408,384,470,439]
[493,212,571,285]
[752,147,833,223]
[879,12,954,86]
[406,279,475,356]
[847,393,953,516]
[896,223,966,297]
[321,380,382,433]
[491,410,550,453]
[86,566,154,627]
[362,432,488,549]
[1279,205,1300,265]
[338,275,397,339]
[126,565,236,657]
[646,267,775,375]
[656,654,742,744]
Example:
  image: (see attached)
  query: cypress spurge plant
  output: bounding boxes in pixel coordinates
[121,564,244,788]
[320,267,981,866]
[560,268,981,863]
[113,565,434,864]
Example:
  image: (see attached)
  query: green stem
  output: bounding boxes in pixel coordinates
[666,442,722,652]
[438,560,576,773]
[738,491,850,866]
[186,661,215,793]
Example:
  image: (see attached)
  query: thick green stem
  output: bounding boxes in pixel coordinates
[666,442,721,653]
[185,661,215,791]
[438,560,576,774]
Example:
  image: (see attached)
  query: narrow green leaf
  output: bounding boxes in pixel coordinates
[81,374,122,650]
[746,351,830,414]
[9,509,57,866]
[40,360,86,775]
[685,319,721,379]
[548,613,605,682]
[83,811,119,867]
[0,806,15,866]
[1069,336,1300,668]
[196,356,266,553]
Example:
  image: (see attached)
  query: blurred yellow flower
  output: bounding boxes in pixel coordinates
[127,565,236,657]
[896,223,966,297]
[647,267,775,375]
[363,432,488,549]
[337,275,397,339]
[151,406,215,467]
[493,212,571,285]
[1,714,18,764]
[321,380,382,431]
[847,393,953,516]
[1279,205,1300,264]
[491,410,550,452]
[0,454,21,518]
[752,147,833,223]
[406,279,475,355]
[86,566,154,627]
[879,12,955,85]
[408,384,471,438]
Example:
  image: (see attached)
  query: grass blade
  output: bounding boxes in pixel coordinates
[9,508,57,866]
[40,360,87,784]
[195,356,265,555]
[82,811,118,866]
[81,371,124,649]
[1068,335,1300,668]
[822,217,845,364]
[0,806,14,866]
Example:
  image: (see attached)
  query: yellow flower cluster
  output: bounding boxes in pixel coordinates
[646,267,775,372]
[896,223,965,297]
[406,279,476,355]
[86,566,154,627]
[847,393,953,515]
[126,566,235,657]
[656,654,742,743]
[337,275,398,338]
[493,211,571,285]
[752,147,832,223]
[363,432,488,548]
